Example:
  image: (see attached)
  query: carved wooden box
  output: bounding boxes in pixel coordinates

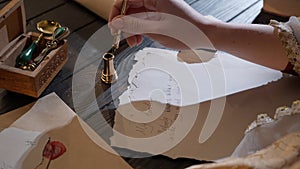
[0,0,68,98]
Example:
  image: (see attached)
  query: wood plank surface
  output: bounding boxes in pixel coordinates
[185,0,199,5]
[26,1,99,32]
[24,0,65,21]
[229,0,263,23]
[191,0,261,22]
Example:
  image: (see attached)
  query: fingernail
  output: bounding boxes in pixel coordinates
[111,18,124,29]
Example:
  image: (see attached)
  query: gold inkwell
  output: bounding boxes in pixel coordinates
[101,52,118,84]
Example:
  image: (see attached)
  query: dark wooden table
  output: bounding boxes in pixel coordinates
[0,0,289,168]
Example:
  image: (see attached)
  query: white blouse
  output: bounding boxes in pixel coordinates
[270,16,300,75]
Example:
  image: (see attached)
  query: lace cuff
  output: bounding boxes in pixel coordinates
[269,16,300,75]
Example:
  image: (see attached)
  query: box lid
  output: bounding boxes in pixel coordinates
[0,0,26,52]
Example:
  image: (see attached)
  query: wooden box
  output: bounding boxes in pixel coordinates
[0,0,68,98]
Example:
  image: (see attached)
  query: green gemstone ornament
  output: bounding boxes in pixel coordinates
[53,27,66,39]
[15,34,42,68]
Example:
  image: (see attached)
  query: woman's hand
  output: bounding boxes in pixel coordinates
[109,0,211,49]
[109,0,289,71]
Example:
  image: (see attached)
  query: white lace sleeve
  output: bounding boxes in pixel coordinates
[270,16,300,75]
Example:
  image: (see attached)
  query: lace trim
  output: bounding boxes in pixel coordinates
[270,19,300,75]
[245,100,300,133]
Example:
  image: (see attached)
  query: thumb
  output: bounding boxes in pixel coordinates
[110,14,161,35]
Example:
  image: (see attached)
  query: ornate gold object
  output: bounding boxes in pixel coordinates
[28,27,70,71]
[101,53,118,84]
[37,20,61,35]
[15,20,61,68]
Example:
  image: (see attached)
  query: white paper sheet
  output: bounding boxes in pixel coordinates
[111,47,286,160]
[10,93,75,132]
[0,93,132,169]
[117,48,282,107]
[0,128,41,169]
[0,93,74,169]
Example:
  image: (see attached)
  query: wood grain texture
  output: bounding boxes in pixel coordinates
[185,0,199,5]
[24,0,65,21]
[25,1,99,32]
[191,0,262,22]
[229,0,263,23]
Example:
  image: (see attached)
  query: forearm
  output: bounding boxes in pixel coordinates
[198,18,289,70]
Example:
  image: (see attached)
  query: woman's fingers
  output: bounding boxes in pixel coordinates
[110,14,161,34]
[109,0,152,21]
